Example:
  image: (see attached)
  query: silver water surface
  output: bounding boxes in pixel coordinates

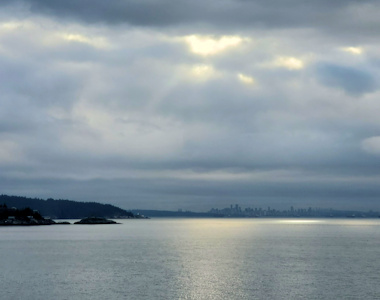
[0,219,379,299]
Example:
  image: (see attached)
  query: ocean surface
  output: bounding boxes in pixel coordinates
[0,218,379,300]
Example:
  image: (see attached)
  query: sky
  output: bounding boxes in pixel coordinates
[1,0,380,211]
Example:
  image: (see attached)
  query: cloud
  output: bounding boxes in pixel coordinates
[187,64,220,81]
[60,33,110,48]
[183,35,244,56]
[341,46,363,55]
[1,1,380,211]
[361,136,380,155]
[0,0,379,40]
[316,63,377,95]
[237,73,255,85]
[264,56,304,70]
[0,141,23,163]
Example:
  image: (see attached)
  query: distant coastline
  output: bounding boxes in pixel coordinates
[1,194,378,220]
[133,205,380,219]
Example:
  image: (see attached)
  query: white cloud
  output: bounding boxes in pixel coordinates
[0,20,40,33]
[258,55,305,70]
[0,21,23,31]
[60,33,110,48]
[187,64,220,81]
[273,56,304,70]
[183,35,244,56]
[341,47,363,55]
[238,73,255,85]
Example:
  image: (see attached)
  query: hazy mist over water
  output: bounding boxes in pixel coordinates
[1,219,379,299]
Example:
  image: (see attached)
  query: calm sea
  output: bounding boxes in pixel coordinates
[0,218,379,299]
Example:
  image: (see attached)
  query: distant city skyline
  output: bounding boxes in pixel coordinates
[1,0,380,211]
[207,204,380,218]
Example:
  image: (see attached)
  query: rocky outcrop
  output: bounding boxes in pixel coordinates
[74,217,119,224]
[0,217,56,226]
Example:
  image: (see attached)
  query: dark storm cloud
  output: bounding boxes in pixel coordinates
[316,63,377,95]
[2,0,380,38]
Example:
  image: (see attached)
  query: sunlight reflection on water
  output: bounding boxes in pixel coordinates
[277,219,325,224]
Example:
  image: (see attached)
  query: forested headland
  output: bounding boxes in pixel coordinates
[0,195,134,219]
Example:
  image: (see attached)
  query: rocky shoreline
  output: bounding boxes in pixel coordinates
[0,218,56,226]
[0,205,123,225]
[0,217,122,226]
[0,217,120,226]
[0,205,56,226]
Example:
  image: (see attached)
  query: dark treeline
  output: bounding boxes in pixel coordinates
[0,204,43,220]
[0,195,134,219]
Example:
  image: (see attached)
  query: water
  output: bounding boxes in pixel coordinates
[0,218,379,299]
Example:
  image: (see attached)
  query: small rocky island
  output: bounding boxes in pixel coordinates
[74,217,119,224]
